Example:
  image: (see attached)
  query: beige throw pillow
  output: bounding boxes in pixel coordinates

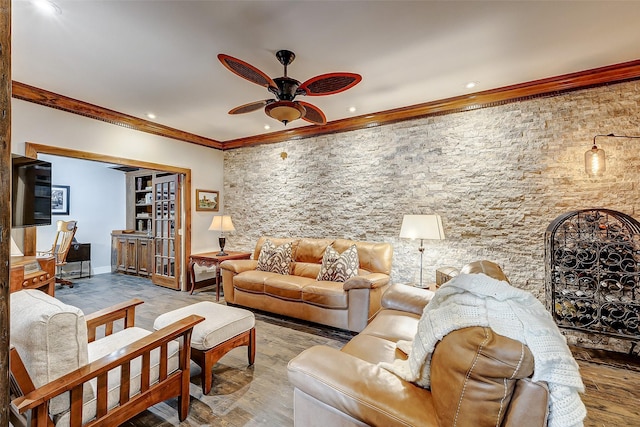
[256,239,293,275]
[317,244,359,282]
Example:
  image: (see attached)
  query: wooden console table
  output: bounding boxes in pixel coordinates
[10,256,56,296]
[188,251,251,300]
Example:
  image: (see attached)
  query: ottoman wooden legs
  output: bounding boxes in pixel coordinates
[191,327,256,395]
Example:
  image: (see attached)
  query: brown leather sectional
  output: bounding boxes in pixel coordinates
[287,261,550,427]
[220,236,393,332]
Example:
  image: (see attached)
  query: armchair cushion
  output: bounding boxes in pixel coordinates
[10,289,90,416]
[54,327,181,427]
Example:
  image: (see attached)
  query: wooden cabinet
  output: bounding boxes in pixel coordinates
[112,233,153,277]
[137,237,152,276]
[126,171,154,234]
[10,256,56,296]
[113,170,181,286]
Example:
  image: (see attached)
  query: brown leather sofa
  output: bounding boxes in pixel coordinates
[220,237,393,332]
[287,261,549,427]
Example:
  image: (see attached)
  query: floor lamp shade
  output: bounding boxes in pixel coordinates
[399,214,445,240]
[208,215,235,256]
[399,214,445,288]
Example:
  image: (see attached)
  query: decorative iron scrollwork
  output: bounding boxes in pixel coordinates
[545,209,640,343]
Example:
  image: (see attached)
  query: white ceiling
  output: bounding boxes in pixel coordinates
[11,0,640,142]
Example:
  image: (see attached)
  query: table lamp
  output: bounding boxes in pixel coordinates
[399,214,445,288]
[208,215,235,256]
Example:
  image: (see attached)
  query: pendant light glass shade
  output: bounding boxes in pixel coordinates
[585,145,606,177]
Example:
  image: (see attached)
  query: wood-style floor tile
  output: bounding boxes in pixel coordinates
[53,274,640,426]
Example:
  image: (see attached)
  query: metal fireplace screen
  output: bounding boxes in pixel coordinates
[545,208,640,342]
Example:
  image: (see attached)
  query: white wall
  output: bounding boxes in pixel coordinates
[36,154,125,274]
[11,99,225,276]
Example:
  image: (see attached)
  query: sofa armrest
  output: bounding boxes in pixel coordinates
[380,283,434,316]
[343,273,390,290]
[220,259,258,274]
[288,346,435,427]
[85,298,144,342]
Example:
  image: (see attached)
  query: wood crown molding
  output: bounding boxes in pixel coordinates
[222,59,640,149]
[12,59,640,151]
[11,81,224,149]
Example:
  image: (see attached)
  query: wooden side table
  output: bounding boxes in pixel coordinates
[188,251,251,300]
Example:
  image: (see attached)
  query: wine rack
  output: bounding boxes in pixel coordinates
[545,209,640,349]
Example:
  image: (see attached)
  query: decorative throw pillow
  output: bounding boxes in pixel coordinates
[256,239,292,275]
[317,244,359,282]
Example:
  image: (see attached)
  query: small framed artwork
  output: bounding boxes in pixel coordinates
[196,189,219,212]
[51,185,70,215]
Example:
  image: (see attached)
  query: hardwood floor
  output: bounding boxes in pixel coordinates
[53,274,640,426]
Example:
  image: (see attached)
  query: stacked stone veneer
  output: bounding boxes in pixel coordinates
[224,80,640,351]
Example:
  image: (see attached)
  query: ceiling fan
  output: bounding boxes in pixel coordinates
[218,50,362,126]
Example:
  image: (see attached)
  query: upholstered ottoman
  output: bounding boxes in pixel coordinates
[154,301,256,394]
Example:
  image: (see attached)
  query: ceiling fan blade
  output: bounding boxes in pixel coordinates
[228,99,273,115]
[218,54,277,89]
[298,101,327,125]
[298,72,362,96]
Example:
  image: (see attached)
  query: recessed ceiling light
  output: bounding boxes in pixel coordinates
[32,0,62,15]
[465,81,478,89]
[146,113,157,120]
[348,106,357,113]
[264,124,271,130]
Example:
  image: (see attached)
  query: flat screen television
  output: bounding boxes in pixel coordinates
[12,154,52,228]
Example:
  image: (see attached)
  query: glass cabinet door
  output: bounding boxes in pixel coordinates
[151,174,180,290]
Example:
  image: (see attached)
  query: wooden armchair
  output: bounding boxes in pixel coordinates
[37,220,78,288]
[9,290,204,427]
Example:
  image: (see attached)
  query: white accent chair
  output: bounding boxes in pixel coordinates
[9,289,203,426]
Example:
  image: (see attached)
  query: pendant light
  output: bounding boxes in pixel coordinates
[585,134,640,177]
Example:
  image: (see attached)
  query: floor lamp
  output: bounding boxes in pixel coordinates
[208,215,235,256]
[399,214,445,288]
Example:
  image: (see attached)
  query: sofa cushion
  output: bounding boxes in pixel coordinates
[234,270,276,293]
[10,289,91,417]
[291,262,322,279]
[317,244,359,282]
[256,239,293,275]
[360,309,420,343]
[341,333,408,365]
[295,238,335,263]
[333,239,393,275]
[264,275,316,301]
[302,281,349,309]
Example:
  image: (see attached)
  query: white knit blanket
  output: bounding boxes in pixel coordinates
[380,273,586,427]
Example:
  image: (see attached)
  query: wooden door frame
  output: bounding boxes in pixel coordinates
[1,0,12,423]
[23,142,192,290]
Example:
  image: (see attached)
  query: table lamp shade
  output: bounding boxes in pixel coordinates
[208,215,235,233]
[209,215,235,256]
[399,214,445,240]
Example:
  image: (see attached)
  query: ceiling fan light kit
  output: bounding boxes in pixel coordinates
[218,49,361,126]
[265,101,305,125]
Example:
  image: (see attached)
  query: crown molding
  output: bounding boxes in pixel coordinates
[221,59,640,149]
[11,81,224,149]
[12,59,640,151]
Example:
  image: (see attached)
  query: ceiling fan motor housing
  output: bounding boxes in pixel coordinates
[270,77,301,101]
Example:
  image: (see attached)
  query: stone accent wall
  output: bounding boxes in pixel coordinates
[224,80,640,350]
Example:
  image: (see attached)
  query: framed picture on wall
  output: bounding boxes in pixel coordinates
[51,185,70,215]
[196,189,219,212]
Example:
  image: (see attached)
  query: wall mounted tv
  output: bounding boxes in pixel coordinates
[12,154,52,228]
